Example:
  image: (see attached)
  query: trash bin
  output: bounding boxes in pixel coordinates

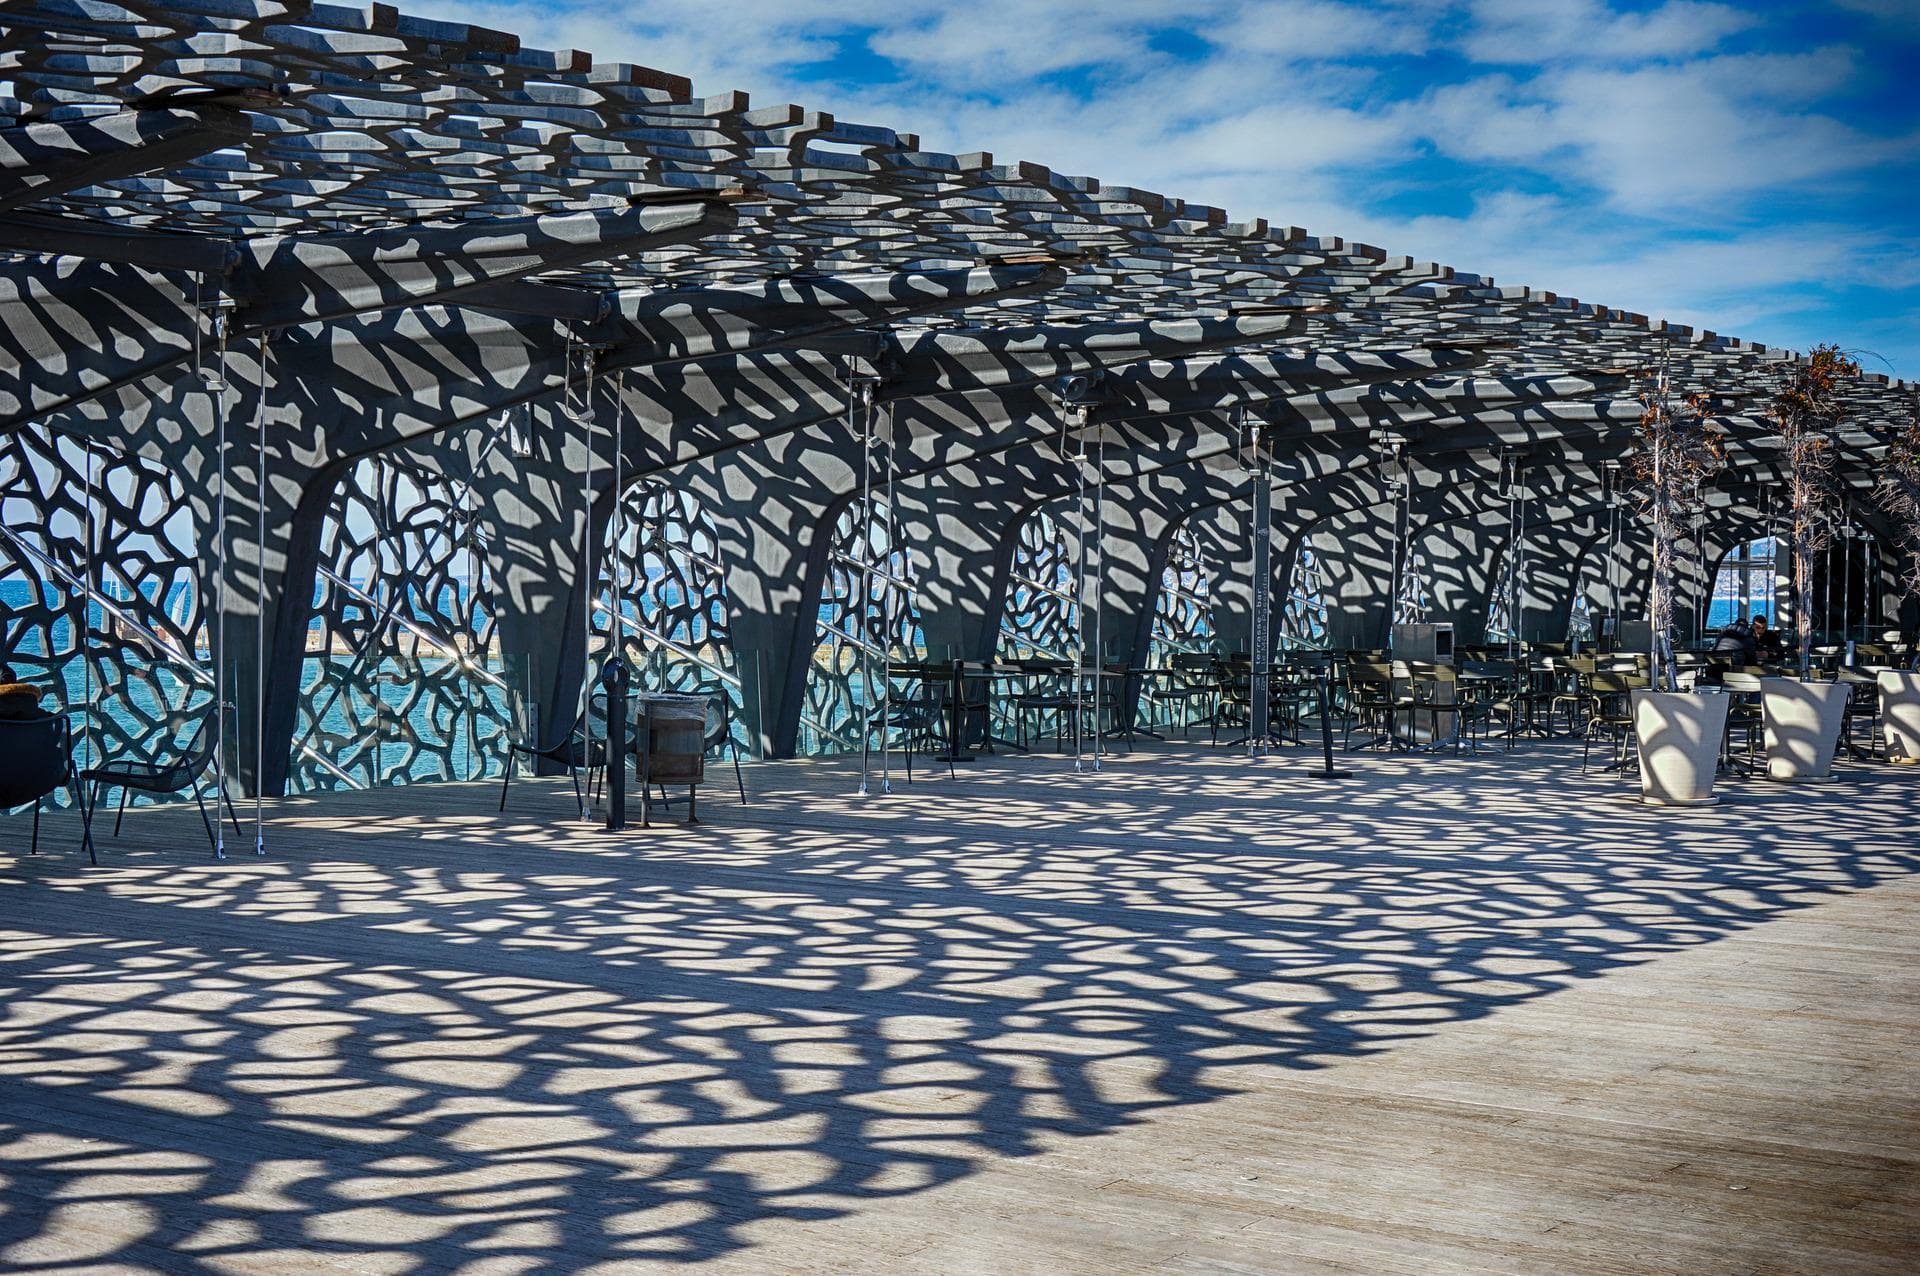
[636,693,707,823]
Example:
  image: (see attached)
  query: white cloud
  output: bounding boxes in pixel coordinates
[388,0,1916,377]
[1416,51,1898,215]
[866,0,1177,88]
[1199,0,1440,59]
[1462,0,1756,65]
[1828,0,1920,34]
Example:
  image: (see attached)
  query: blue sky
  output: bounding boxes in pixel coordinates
[423,0,1919,381]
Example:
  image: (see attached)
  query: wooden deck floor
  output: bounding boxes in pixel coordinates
[1,741,1916,1274]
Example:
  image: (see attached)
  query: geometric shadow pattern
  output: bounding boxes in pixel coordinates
[0,751,1913,1266]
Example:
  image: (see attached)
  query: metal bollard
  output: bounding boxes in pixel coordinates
[600,660,629,831]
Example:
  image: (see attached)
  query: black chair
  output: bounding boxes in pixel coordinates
[697,687,750,805]
[1834,666,1879,760]
[1581,671,1646,774]
[81,705,242,855]
[1720,671,1767,775]
[1547,655,1599,736]
[872,675,952,781]
[1013,661,1077,751]
[1342,659,1399,750]
[0,712,92,862]
[499,702,608,812]
[1207,659,1251,745]
[1156,652,1217,737]
[1460,659,1520,748]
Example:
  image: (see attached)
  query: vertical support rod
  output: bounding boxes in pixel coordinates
[212,311,229,860]
[604,367,629,833]
[1091,422,1106,771]
[252,332,268,853]
[571,332,595,819]
[880,398,897,795]
[853,376,875,797]
[1071,409,1095,774]
[82,436,96,781]
[1248,409,1273,754]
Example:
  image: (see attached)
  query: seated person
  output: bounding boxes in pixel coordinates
[1751,613,1788,663]
[1712,615,1755,663]
[0,664,42,720]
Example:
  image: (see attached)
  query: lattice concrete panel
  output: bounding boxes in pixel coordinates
[800,499,924,756]
[997,509,1078,663]
[0,423,211,804]
[600,477,748,756]
[1149,523,1215,662]
[1280,545,1331,650]
[290,449,507,791]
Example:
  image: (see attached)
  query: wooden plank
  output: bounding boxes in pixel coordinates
[1,743,1915,1274]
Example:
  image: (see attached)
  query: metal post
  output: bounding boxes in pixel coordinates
[81,436,95,782]
[852,374,876,796]
[1497,452,1512,660]
[211,307,230,859]
[1385,446,1403,649]
[1841,523,1853,655]
[571,331,595,819]
[1071,406,1096,774]
[880,398,897,795]
[1513,469,1526,648]
[464,417,478,783]
[608,367,625,666]
[602,658,628,830]
[1248,410,1273,755]
[1607,462,1621,634]
[252,331,268,854]
[1091,423,1106,771]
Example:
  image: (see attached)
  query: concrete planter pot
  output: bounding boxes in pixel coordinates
[1631,690,1731,806]
[1878,671,1920,763]
[1760,678,1851,782]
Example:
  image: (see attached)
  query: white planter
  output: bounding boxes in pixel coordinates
[1878,671,1920,762]
[1760,678,1851,781]
[1632,690,1731,806]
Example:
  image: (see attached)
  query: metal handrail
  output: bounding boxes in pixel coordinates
[0,523,209,676]
[588,594,742,688]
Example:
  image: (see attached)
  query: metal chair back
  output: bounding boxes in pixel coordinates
[0,713,70,809]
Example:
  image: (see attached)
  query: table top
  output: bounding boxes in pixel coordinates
[890,661,1033,678]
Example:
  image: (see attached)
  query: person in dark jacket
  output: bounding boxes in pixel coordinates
[1713,615,1756,663]
[1751,613,1787,663]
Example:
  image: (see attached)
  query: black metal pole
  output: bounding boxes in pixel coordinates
[601,658,628,831]
[1303,658,1352,779]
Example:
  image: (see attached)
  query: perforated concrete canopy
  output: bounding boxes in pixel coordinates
[1,0,1910,417]
[4,0,1919,782]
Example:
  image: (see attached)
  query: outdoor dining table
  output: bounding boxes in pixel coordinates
[1126,665,1184,739]
[891,660,1033,762]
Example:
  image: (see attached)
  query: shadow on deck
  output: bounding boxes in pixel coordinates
[0,742,1915,1270]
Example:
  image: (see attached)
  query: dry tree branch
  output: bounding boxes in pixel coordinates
[1770,344,1860,673]
[1876,417,1920,600]
[1628,367,1725,689]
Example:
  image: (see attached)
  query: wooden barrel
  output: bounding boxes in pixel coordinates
[638,694,706,785]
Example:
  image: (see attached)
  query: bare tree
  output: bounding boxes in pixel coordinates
[1875,413,1920,604]
[1628,357,1725,690]
[1768,344,1860,675]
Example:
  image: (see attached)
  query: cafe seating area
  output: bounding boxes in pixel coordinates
[834,628,1920,800]
[2,3,1917,1270]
